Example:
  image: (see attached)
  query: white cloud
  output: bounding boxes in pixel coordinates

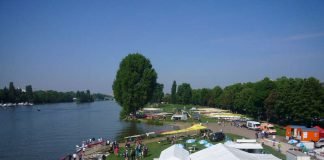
[285,32,324,41]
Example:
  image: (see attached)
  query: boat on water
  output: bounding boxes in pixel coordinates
[0,102,33,107]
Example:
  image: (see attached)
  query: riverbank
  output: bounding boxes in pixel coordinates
[80,121,287,160]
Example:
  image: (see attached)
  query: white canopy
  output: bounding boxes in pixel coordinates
[190,143,280,160]
[159,144,190,160]
[224,141,263,150]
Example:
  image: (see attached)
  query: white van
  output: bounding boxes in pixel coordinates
[246,121,261,130]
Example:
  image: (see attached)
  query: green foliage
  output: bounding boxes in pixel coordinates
[150,83,164,103]
[113,53,157,118]
[262,144,286,160]
[168,76,324,126]
[162,93,171,103]
[76,90,94,103]
[171,80,177,103]
[0,82,105,105]
[177,83,192,104]
[92,93,113,101]
[8,82,16,103]
[25,85,33,102]
[33,90,76,104]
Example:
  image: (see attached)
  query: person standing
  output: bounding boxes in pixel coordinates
[272,135,276,147]
[130,148,135,160]
[278,142,282,152]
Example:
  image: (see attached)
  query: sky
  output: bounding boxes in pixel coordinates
[1,0,324,94]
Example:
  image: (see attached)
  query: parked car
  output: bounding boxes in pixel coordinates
[209,132,225,142]
[192,113,201,121]
[246,121,261,130]
[315,138,324,148]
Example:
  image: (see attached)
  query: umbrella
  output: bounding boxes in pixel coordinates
[204,143,213,148]
[186,139,196,144]
[288,139,298,144]
[198,140,208,144]
[176,144,184,148]
[296,142,304,147]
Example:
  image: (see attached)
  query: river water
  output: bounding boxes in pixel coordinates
[0,101,172,160]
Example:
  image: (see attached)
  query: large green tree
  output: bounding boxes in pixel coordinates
[112,53,157,118]
[177,83,192,104]
[25,85,33,102]
[8,82,16,103]
[150,83,164,103]
[171,80,177,104]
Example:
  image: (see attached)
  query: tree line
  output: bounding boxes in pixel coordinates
[0,82,110,104]
[165,77,324,126]
[112,53,323,125]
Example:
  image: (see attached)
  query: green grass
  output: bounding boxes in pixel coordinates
[274,125,286,137]
[107,133,286,160]
[263,144,286,160]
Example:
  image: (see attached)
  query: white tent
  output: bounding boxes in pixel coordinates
[190,143,280,160]
[224,141,263,150]
[159,144,190,160]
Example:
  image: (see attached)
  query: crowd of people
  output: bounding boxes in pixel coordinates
[120,138,149,160]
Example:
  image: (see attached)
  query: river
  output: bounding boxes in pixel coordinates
[0,101,172,160]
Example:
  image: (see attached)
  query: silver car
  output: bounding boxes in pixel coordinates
[315,138,324,148]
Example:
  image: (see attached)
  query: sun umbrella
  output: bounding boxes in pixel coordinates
[198,140,208,145]
[204,143,213,148]
[176,144,184,148]
[296,142,304,147]
[186,139,196,144]
[288,139,298,144]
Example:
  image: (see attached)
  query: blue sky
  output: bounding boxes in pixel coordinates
[1,0,324,94]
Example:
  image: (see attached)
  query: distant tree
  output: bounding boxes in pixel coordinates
[151,83,164,103]
[162,93,171,103]
[264,91,278,122]
[234,87,256,116]
[212,86,223,107]
[219,83,242,110]
[112,53,157,118]
[3,87,9,103]
[191,89,201,105]
[0,89,3,103]
[200,88,211,106]
[171,80,177,104]
[8,82,16,103]
[177,83,192,104]
[26,85,33,102]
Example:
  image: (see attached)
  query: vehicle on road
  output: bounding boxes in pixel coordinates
[260,122,277,134]
[246,121,261,130]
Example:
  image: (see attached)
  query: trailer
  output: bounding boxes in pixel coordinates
[286,125,306,140]
[246,121,261,130]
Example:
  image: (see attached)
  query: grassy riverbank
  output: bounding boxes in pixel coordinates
[107,133,285,160]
